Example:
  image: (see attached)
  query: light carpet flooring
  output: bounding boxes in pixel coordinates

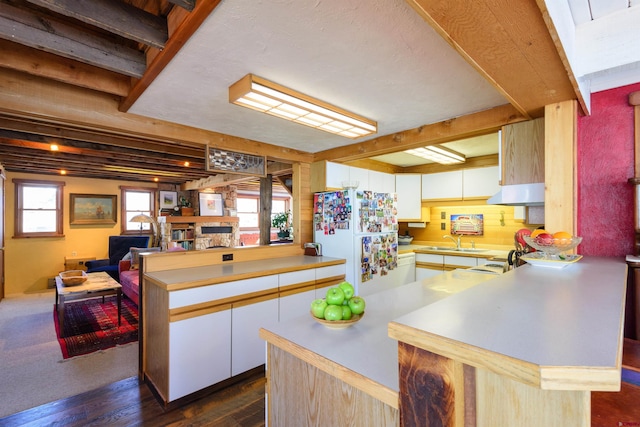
[0,290,138,419]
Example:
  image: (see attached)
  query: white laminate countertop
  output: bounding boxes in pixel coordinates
[261,256,627,401]
[144,255,345,289]
[260,269,497,393]
[389,256,628,390]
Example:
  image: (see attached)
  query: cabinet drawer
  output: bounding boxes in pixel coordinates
[169,275,277,309]
[279,269,315,287]
[416,253,443,264]
[316,264,346,280]
[443,255,477,268]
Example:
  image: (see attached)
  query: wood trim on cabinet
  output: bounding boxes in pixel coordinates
[279,283,316,298]
[314,275,346,289]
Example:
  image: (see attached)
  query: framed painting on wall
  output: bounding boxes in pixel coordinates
[70,194,117,225]
[199,193,224,216]
[159,191,178,209]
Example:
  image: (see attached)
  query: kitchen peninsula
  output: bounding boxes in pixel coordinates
[259,257,627,426]
[139,245,346,404]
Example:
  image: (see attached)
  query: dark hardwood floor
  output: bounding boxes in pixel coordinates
[0,371,266,427]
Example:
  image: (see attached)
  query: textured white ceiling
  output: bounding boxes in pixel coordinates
[128,0,640,166]
[128,0,506,155]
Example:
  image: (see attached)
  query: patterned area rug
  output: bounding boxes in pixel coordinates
[53,296,138,359]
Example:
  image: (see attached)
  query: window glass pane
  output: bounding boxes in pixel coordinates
[126,192,151,211]
[272,200,286,214]
[238,213,258,228]
[22,210,56,232]
[237,198,258,212]
[23,186,57,209]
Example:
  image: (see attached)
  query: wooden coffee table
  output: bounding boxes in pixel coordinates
[55,271,122,337]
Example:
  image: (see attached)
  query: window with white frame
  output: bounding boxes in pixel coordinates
[13,179,64,238]
[237,195,290,230]
[121,187,156,234]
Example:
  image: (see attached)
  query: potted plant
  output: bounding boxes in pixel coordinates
[272,210,292,239]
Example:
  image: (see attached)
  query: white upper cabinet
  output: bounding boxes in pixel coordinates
[325,161,350,190]
[369,169,396,193]
[421,167,499,201]
[421,171,463,200]
[462,166,500,199]
[348,166,370,190]
[395,174,422,221]
[310,160,395,193]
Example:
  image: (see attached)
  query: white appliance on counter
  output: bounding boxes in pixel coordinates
[314,189,411,296]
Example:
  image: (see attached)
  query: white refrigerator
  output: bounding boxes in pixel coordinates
[313,189,401,296]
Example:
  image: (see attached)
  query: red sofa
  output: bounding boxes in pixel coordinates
[118,260,141,306]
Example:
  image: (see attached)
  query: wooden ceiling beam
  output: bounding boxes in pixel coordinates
[0,115,205,158]
[0,39,131,97]
[24,0,168,49]
[120,0,223,111]
[0,137,206,171]
[314,104,524,163]
[0,2,146,77]
[167,0,195,12]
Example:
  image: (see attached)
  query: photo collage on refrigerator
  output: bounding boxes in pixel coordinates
[358,191,398,283]
[356,191,398,233]
[313,191,352,235]
[361,234,398,283]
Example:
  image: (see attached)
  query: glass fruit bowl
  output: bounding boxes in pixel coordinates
[311,311,364,329]
[522,235,582,257]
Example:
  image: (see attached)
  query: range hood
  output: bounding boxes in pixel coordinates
[487,183,545,206]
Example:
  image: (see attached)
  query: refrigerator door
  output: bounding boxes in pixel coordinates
[354,190,398,235]
[357,232,399,295]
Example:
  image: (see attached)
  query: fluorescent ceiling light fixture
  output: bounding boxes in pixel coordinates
[229,74,377,139]
[405,145,466,165]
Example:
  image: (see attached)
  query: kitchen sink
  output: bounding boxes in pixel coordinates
[456,248,489,253]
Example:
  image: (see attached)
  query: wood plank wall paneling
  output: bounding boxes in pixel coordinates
[399,203,535,248]
[142,244,304,273]
[143,281,170,400]
[294,162,313,246]
[267,344,399,426]
[475,368,589,427]
[544,100,577,236]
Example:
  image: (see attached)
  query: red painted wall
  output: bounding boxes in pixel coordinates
[577,82,640,256]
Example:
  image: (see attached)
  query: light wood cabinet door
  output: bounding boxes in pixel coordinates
[501,117,544,185]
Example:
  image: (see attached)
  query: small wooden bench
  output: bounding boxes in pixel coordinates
[592,339,640,426]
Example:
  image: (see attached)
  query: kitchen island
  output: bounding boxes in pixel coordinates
[259,256,627,426]
[140,248,346,405]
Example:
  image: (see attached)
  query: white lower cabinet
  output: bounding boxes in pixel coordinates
[279,287,316,322]
[231,296,279,376]
[169,309,232,401]
[444,255,478,268]
[416,266,444,281]
[157,262,347,403]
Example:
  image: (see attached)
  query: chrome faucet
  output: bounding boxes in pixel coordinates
[443,234,461,249]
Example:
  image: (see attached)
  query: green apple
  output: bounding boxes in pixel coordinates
[348,296,365,315]
[325,287,345,305]
[341,305,352,320]
[310,298,328,318]
[324,304,343,321]
[338,281,355,300]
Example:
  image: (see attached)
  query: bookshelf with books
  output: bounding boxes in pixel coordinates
[158,216,240,250]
